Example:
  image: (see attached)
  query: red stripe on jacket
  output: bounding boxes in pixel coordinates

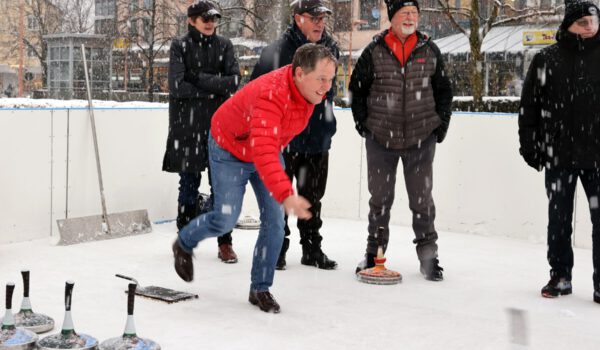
[211,65,315,203]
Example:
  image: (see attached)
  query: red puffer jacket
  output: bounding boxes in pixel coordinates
[211,65,314,203]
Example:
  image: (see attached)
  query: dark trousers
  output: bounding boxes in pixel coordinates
[545,167,600,290]
[365,135,438,261]
[178,171,232,246]
[282,151,329,247]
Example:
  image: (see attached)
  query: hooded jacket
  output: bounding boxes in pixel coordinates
[519,28,600,170]
[162,26,240,173]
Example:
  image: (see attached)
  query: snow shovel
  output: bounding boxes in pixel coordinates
[56,45,152,245]
[115,274,198,304]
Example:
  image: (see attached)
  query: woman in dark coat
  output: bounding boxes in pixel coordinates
[162,0,240,263]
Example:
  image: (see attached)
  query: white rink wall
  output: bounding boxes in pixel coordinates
[0,102,593,249]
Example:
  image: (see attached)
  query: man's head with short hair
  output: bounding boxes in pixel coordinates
[291,43,337,105]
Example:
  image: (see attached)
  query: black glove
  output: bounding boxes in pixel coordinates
[434,124,448,143]
[435,113,451,143]
[521,151,543,171]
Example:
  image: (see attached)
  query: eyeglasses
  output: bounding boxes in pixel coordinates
[397,10,419,18]
[300,14,329,24]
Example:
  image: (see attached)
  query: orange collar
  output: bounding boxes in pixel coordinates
[384,31,417,67]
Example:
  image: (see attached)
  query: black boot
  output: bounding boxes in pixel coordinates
[420,258,444,281]
[300,238,337,270]
[176,202,198,231]
[541,277,572,298]
[355,253,376,274]
[594,290,600,304]
[276,238,289,270]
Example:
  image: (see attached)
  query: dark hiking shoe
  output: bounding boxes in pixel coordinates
[420,258,444,281]
[301,247,337,270]
[276,238,289,270]
[249,290,280,313]
[218,244,238,264]
[594,291,600,304]
[355,253,376,274]
[541,277,572,298]
[172,240,193,282]
[276,253,287,270]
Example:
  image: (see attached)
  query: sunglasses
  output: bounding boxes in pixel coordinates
[201,15,219,23]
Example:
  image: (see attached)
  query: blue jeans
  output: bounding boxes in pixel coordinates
[178,133,285,292]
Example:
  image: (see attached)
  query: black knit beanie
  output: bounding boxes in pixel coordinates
[561,0,599,29]
[385,0,420,20]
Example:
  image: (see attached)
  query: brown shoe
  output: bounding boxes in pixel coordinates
[172,240,194,282]
[249,290,280,313]
[218,244,238,264]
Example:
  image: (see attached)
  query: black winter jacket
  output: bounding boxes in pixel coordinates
[349,30,453,149]
[519,28,600,170]
[250,25,340,154]
[162,26,240,173]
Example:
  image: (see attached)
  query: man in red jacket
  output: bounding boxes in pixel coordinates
[172,43,337,313]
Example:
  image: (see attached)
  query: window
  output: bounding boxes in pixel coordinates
[27,16,39,31]
[142,17,152,38]
[333,0,351,32]
[95,18,115,35]
[359,0,380,31]
[96,0,115,16]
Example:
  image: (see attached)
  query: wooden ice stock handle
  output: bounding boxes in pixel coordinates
[65,281,74,311]
[5,283,15,310]
[127,283,136,316]
[21,270,30,297]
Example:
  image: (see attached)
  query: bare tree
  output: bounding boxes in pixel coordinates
[58,0,95,33]
[429,0,560,108]
[4,0,64,85]
[115,0,184,101]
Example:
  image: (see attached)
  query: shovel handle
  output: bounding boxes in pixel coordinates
[127,283,137,315]
[5,283,15,310]
[65,281,74,311]
[21,270,30,297]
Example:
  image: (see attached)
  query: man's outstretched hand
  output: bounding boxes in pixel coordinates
[283,195,312,220]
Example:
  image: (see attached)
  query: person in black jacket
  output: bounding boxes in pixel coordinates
[249,0,339,270]
[518,0,600,304]
[350,0,452,281]
[162,0,241,264]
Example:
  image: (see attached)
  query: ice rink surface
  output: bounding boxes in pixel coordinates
[1,218,598,349]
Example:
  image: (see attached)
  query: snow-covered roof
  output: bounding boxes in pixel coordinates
[434,25,557,54]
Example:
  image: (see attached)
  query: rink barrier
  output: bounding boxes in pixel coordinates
[0,106,592,249]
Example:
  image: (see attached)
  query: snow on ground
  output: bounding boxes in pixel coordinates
[1,218,598,350]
